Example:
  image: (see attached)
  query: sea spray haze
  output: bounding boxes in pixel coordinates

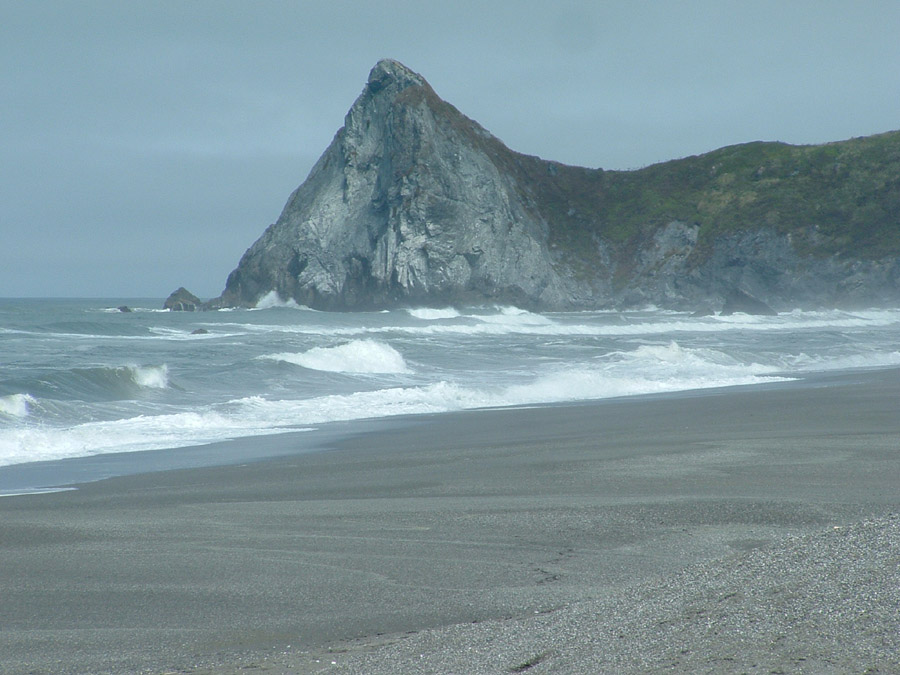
[2,298,900,470]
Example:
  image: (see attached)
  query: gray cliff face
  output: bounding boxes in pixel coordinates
[215,59,570,310]
[208,60,900,312]
[614,223,900,310]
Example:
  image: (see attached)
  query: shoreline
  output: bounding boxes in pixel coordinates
[1,367,899,673]
[0,366,884,496]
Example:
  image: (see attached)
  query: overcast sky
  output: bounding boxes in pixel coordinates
[3,1,899,298]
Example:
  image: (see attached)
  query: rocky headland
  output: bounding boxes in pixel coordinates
[170,59,900,312]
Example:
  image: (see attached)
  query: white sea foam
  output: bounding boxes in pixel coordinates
[227,307,900,341]
[502,342,784,404]
[620,342,748,369]
[0,340,790,468]
[782,350,900,373]
[223,382,493,427]
[129,364,169,389]
[245,342,786,430]
[4,300,898,472]
[254,290,306,310]
[0,394,34,418]
[0,409,296,468]
[407,307,461,320]
[225,351,785,430]
[473,306,555,326]
[261,340,411,374]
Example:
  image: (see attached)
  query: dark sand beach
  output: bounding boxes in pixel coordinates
[1,369,899,673]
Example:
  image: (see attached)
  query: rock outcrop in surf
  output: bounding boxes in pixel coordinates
[176,59,900,312]
[163,287,203,312]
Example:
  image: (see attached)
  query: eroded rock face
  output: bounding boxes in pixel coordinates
[163,287,203,311]
[203,60,900,312]
[212,59,570,310]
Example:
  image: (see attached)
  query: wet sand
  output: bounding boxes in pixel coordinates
[1,369,898,673]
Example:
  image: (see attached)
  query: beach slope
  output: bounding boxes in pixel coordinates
[1,369,898,673]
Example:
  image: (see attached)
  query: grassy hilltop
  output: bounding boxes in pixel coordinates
[494,130,900,266]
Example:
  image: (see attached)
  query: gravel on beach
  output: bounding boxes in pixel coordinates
[292,514,899,674]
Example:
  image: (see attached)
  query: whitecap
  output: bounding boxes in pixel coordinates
[475,306,555,325]
[502,342,786,405]
[0,394,34,418]
[781,350,900,373]
[0,408,296,468]
[0,342,788,469]
[261,340,411,374]
[406,307,461,320]
[129,364,169,389]
[253,290,306,310]
[224,381,492,427]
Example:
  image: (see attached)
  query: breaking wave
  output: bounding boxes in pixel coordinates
[246,343,787,424]
[226,307,900,341]
[260,340,411,374]
[0,408,295,468]
[253,291,307,310]
[0,341,789,468]
[504,342,783,403]
[130,365,169,389]
[475,306,555,326]
[0,365,170,404]
[782,349,900,373]
[3,299,898,474]
[406,307,461,320]
[0,394,34,418]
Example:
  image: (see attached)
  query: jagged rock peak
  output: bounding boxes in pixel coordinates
[366,59,427,93]
[345,58,491,149]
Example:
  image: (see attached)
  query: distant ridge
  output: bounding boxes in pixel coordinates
[173,59,900,312]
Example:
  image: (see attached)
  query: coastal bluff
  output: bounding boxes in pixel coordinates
[170,59,900,312]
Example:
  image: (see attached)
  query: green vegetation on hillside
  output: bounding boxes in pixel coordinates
[416,80,899,267]
[597,131,900,258]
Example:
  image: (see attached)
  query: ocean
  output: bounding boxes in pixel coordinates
[2,296,899,487]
